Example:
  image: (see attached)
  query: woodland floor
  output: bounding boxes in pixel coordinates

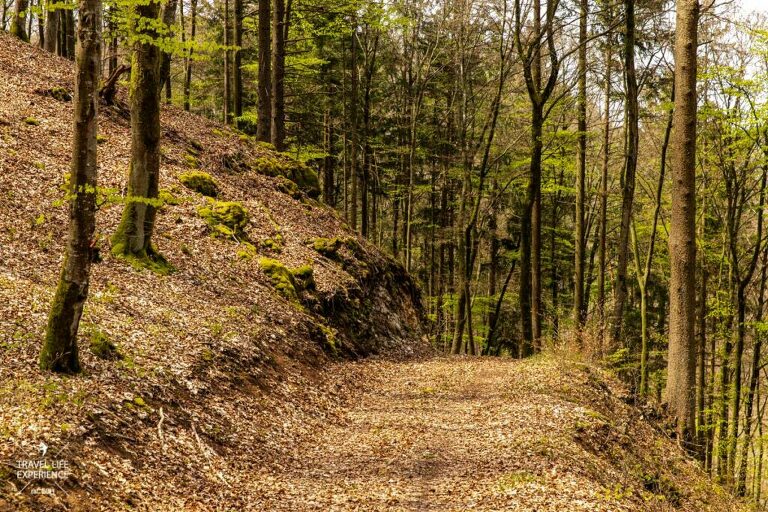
[245,355,742,512]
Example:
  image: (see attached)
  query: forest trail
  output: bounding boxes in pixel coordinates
[248,356,740,512]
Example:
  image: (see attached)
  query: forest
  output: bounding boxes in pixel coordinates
[0,0,766,508]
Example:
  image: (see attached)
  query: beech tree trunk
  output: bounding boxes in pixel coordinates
[598,15,612,350]
[41,0,101,373]
[158,0,179,103]
[666,0,699,450]
[11,0,27,41]
[44,2,58,53]
[271,0,286,149]
[256,0,271,141]
[573,0,588,331]
[223,0,231,123]
[111,0,164,263]
[233,0,243,120]
[610,0,639,346]
[183,0,197,112]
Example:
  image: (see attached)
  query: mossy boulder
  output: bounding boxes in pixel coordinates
[251,155,321,199]
[198,200,249,238]
[180,171,219,197]
[259,258,299,301]
[284,161,320,199]
[310,237,343,259]
[292,264,316,291]
[88,329,122,360]
[47,86,72,102]
[259,258,316,301]
[276,177,302,200]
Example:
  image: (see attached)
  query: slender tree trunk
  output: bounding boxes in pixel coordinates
[598,23,612,350]
[111,0,164,264]
[223,0,231,123]
[349,30,359,231]
[573,0,588,332]
[737,248,768,495]
[44,1,58,52]
[698,266,708,461]
[610,0,639,346]
[256,0,271,141]
[183,0,197,112]
[666,0,699,450]
[41,0,101,373]
[233,0,243,120]
[159,0,179,102]
[270,0,286,149]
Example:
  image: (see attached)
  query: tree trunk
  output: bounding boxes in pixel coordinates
[666,0,699,450]
[11,0,27,41]
[610,0,639,346]
[158,0,179,102]
[41,0,101,373]
[111,0,165,266]
[233,0,243,120]
[573,0,588,332]
[270,0,286,150]
[223,0,231,123]
[256,0,271,141]
[44,2,58,53]
[598,18,612,350]
[183,0,197,112]
[349,30,359,231]
[697,267,708,461]
[736,247,768,495]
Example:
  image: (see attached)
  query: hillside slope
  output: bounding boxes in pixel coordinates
[0,35,743,512]
[0,34,424,511]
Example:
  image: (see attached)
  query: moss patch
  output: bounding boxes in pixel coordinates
[88,329,122,360]
[259,258,316,301]
[259,258,299,301]
[251,155,321,199]
[310,237,344,259]
[23,117,40,126]
[198,200,249,238]
[180,171,219,197]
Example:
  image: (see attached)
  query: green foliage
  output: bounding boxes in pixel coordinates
[198,200,249,238]
[180,171,219,197]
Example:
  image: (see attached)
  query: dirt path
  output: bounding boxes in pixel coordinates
[247,357,644,511]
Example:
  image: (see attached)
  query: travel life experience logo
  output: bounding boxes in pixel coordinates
[13,441,73,496]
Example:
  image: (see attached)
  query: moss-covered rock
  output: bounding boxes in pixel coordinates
[180,171,219,197]
[48,86,72,102]
[285,161,320,199]
[261,236,283,252]
[88,329,122,360]
[198,200,249,238]
[251,155,321,199]
[259,258,316,301]
[184,153,201,169]
[292,264,316,291]
[310,237,343,259]
[259,258,299,301]
[276,177,302,200]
